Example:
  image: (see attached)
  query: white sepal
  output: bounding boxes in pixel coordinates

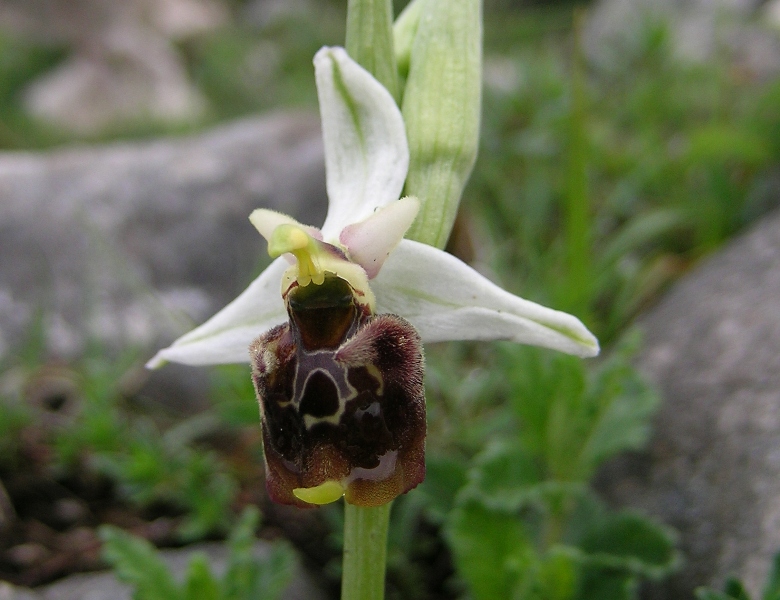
[373,240,600,357]
[146,257,289,367]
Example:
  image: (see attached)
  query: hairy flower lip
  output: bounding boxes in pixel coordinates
[147,46,598,371]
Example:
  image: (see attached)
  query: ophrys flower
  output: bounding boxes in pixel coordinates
[148,47,598,508]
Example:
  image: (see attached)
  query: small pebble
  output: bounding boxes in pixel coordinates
[6,543,50,568]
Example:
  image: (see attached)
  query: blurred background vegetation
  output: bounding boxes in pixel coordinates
[1,0,779,598]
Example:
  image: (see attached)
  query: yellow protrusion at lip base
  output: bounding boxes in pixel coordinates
[293,480,345,505]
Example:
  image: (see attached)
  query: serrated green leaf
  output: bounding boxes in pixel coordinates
[575,336,660,478]
[183,554,220,600]
[578,511,679,579]
[465,439,543,512]
[244,545,297,600]
[99,525,183,600]
[446,501,535,600]
[499,345,587,476]
[576,372,659,478]
[223,507,260,599]
[222,507,295,600]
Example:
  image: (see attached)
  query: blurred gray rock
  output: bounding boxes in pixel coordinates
[598,208,780,598]
[242,0,316,27]
[0,582,39,600]
[22,25,207,134]
[0,0,228,133]
[0,112,326,367]
[584,0,780,77]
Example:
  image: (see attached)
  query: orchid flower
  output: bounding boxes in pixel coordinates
[148,47,598,508]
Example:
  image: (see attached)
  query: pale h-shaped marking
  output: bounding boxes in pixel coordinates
[293,349,356,429]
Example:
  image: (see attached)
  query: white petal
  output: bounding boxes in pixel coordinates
[339,197,419,279]
[314,46,410,239]
[146,257,289,367]
[373,240,600,357]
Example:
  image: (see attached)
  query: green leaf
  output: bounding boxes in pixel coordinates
[686,125,770,168]
[695,588,742,600]
[99,526,183,600]
[499,345,586,470]
[577,510,679,579]
[764,550,780,600]
[504,334,659,482]
[577,569,637,600]
[576,345,660,477]
[534,546,579,600]
[446,501,535,600]
[183,554,220,600]
[242,545,297,600]
[723,577,752,600]
[223,507,261,599]
[596,207,687,273]
[695,574,756,600]
[464,439,543,512]
[223,507,295,600]
[414,453,469,522]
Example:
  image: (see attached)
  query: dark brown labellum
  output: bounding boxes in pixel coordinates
[250,275,426,507]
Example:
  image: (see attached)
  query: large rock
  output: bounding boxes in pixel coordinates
[0,0,229,133]
[0,112,326,366]
[598,208,780,598]
[584,0,780,78]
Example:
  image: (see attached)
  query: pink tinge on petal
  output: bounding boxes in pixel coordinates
[339,197,419,279]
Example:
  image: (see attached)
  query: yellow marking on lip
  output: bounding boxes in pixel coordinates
[366,363,384,396]
[293,480,345,505]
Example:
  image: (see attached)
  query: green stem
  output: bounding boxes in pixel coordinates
[342,3,395,599]
[341,502,392,600]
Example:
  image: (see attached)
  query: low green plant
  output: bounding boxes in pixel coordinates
[417,336,678,599]
[100,506,296,600]
[470,15,780,343]
[0,338,240,539]
[696,550,780,600]
[90,417,237,540]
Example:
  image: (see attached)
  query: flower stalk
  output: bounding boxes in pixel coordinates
[342,502,392,600]
[344,2,398,599]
